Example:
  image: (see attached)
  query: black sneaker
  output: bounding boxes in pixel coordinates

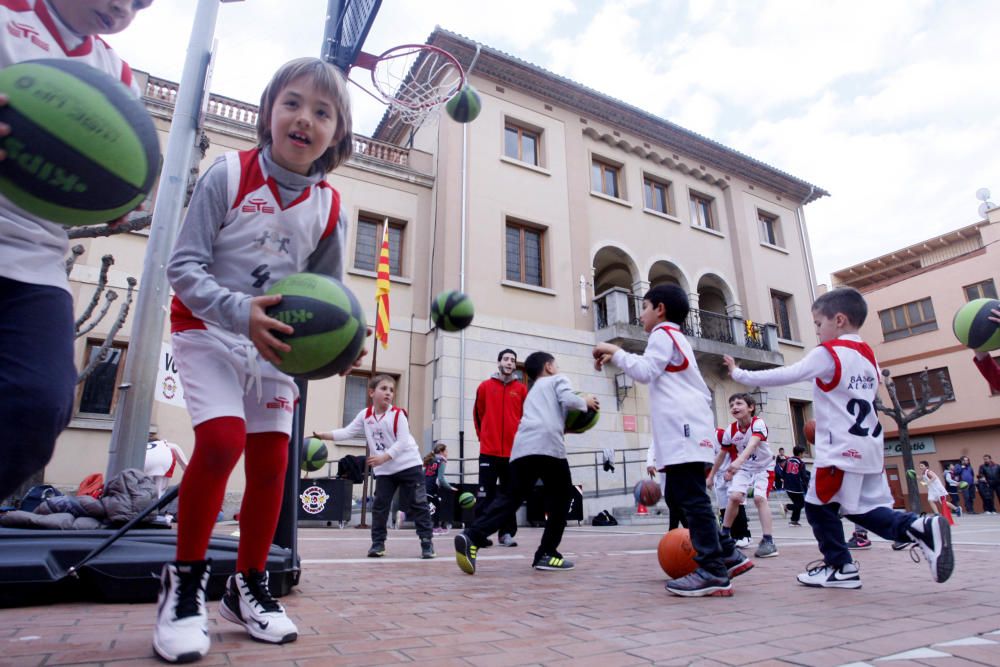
[722,550,754,578]
[454,533,477,574]
[906,516,954,583]
[665,568,733,597]
[532,554,574,570]
[367,543,385,558]
[846,531,872,550]
[420,540,435,559]
[796,560,861,589]
[891,539,912,551]
[480,538,494,548]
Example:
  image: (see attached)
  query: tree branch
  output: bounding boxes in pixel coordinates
[67,215,152,239]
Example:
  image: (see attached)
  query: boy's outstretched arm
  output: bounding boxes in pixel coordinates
[727,346,836,387]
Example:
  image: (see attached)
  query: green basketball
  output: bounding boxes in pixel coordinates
[301,437,328,473]
[565,392,599,434]
[458,492,476,509]
[445,84,482,123]
[953,298,1000,352]
[0,60,160,226]
[958,481,969,490]
[431,290,474,332]
[265,273,366,379]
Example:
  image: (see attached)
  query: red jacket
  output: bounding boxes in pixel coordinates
[974,354,1000,393]
[473,375,527,458]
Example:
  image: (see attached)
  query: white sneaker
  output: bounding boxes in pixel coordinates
[906,515,954,583]
[152,561,211,663]
[498,533,518,547]
[734,537,752,548]
[796,560,861,589]
[219,571,298,644]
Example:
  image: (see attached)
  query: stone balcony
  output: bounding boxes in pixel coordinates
[593,287,784,369]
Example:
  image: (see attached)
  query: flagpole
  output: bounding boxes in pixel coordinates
[356,303,378,530]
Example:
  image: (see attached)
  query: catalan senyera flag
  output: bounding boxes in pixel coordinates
[374,224,391,348]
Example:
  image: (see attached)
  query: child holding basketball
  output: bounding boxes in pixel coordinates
[0,0,153,502]
[595,285,752,597]
[153,58,359,663]
[920,461,958,523]
[316,374,435,558]
[454,351,598,574]
[709,393,778,558]
[724,287,954,589]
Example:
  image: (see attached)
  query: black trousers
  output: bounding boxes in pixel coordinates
[662,470,687,530]
[371,466,433,545]
[785,491,806,522]
[664,462,735,578]
[476,454,518,538]
[720,504,751,540]
[467,455,568,561]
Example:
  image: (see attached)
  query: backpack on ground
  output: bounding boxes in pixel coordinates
[591,509,618,526]
[19,484,63,512]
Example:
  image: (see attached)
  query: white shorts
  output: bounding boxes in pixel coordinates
[806,468,893,516]
[729,468,769,499]
[172,329,298,434]
[713,474,730,508]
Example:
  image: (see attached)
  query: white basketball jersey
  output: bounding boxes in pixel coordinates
[334,405,423,477]
[171,148,341,334]
[722,416,773,472]
[0,0,138,291]
[812,339,884,474]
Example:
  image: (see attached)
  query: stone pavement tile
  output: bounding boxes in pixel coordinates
[629,627,713,645]
[944,645,1000,664]
[331,635,432,655]
[626,636,726,662]
[425,629,515,646]
[466,645,572,666]
[847,625,992,656]
[743,661,803,667]
[547,651,651,667]
[297,649,411,666]
[778,646,874,666]
[699,643,796,666]
[399,641,503,660]
[548,636,644,658]
[0,656,44,667]
[652,657,732,667]
[763,631,851,652]
[915,657,999,667]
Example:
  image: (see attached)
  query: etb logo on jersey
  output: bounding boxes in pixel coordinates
[242,197,275,214]
[265,396,294,413]
[299,486,330,514]
[7,21,49,50]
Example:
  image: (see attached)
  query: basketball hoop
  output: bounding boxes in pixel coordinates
[350,44,465,128]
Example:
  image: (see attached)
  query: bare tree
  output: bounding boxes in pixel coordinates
[874,368,954,513]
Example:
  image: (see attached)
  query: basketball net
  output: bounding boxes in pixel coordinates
[351,44,465,131]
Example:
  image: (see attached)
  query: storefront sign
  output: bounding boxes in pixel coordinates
[884,436,936,457]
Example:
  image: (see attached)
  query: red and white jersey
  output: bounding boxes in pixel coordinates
[170,148,341,337]
[612,322,716,466]
[813,338,884,474]
[331,405,423,476]
[0,0,138,291]
[721,416,773,473]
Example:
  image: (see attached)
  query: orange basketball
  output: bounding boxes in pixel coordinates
[657,528,698,579]
[803,419,816,444]
[638,479,662,506]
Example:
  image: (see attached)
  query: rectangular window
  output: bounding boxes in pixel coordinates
[342,372,402,427]
[771,290,795,340]
[892,367,954,409]
[591,158,620,198]
[504,123,539,166]
[77,341,128,416]
[689,192,716,230]
[506,221,544,286]
[354,214,404,276]
[964,279,998,301]
[878,297,937,341]
[758,210,781,246]
[789,400,812,453]
[643,175,672,214]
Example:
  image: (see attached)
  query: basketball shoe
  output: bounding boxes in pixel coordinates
[723,550,754,578]
[906,515,954,583]
[421,539,436,559]
[219,570,298,644]
[455,533,477,574]
[533,553,574,570]
[152,560,210,663]
[665,568,733,597]
[796,560,861,589]
[846,530,872,550]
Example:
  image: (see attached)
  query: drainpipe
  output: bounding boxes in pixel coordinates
[795,185,818,302]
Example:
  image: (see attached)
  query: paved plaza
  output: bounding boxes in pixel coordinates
[2,514,998,666]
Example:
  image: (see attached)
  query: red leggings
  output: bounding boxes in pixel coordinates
[175,416,289,572]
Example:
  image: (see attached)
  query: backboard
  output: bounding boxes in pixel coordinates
[323,0,383,72]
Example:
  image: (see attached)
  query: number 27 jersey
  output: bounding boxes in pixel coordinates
[813,339,884,474]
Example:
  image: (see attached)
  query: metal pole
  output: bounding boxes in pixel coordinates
[273,379,305,563]
[458,118,468,484]
[106,0,222,478]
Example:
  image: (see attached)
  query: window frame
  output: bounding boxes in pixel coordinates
[878,297,937,342]
[503,121,540,166]
[505,218,546,287]
[963,279,998,301]
[591,156,622,199]
[689,191,717,231]
[642,173,673,215]
[891,367,955,409]
[770,289,796,341]
[76,339,129,418]
[353,213,405,277]
[757,209,783,247]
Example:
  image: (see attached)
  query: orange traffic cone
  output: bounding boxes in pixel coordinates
[636,504,648,515]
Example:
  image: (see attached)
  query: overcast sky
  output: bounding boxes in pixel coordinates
[111,0,1000,285]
